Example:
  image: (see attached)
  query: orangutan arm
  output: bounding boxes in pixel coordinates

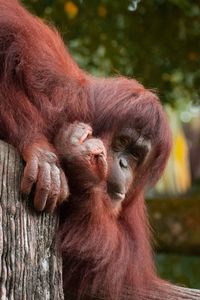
[0,87,69,212]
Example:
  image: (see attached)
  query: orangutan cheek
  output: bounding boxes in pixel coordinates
[125,170,134,194]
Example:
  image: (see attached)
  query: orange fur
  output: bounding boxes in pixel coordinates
[0,1,172,299]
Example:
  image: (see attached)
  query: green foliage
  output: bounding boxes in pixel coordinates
[22,0,200,105]
[157,254,200,288]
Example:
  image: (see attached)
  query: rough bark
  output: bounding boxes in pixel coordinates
[147,198,200,254]
[0,140,64,300]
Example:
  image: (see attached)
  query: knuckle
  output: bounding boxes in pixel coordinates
[46,152,57,163]
[39,152,58,164]
[40,161,50,170]
[39,186,50,194]
[54,165,60,173]
[51,191,59,199]
[24,174,36,184]
[54,171,60,182]
[97,140,105,149]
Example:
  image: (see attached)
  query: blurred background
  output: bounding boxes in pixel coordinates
[22,0,200,288]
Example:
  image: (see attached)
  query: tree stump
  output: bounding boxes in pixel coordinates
[0,141,64,300]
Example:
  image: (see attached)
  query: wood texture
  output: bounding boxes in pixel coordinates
[0,141,64,300]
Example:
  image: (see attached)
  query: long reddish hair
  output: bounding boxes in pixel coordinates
[59,78,172,299]
[0,2,172,299]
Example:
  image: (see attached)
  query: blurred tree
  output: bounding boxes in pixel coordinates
[156,107,191,195]
[22,0,200,105]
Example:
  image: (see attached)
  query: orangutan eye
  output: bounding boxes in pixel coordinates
[130,149,141,163]
[113,136,128,151]
[119,136,129,146]
[130,144,149,164]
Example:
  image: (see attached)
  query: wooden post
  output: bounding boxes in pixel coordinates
[0,141,64,300]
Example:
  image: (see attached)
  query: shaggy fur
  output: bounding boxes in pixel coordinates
[0,1,172,299]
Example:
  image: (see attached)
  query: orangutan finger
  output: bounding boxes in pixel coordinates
[84,138,106,156]
[21,158,39,195]
[79,130,92,144]
[97,154,108,180]
[58,170,70,205]
[45,194,58,213]
[34,162,51,211]
[45,165,61,212]
[70,123,92,145]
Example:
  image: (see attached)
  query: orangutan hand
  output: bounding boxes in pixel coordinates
[55,122,108,182]
[21,140,69,212]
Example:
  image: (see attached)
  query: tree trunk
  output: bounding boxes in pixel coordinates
[0,141,64,300]
[1,140,200,300]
